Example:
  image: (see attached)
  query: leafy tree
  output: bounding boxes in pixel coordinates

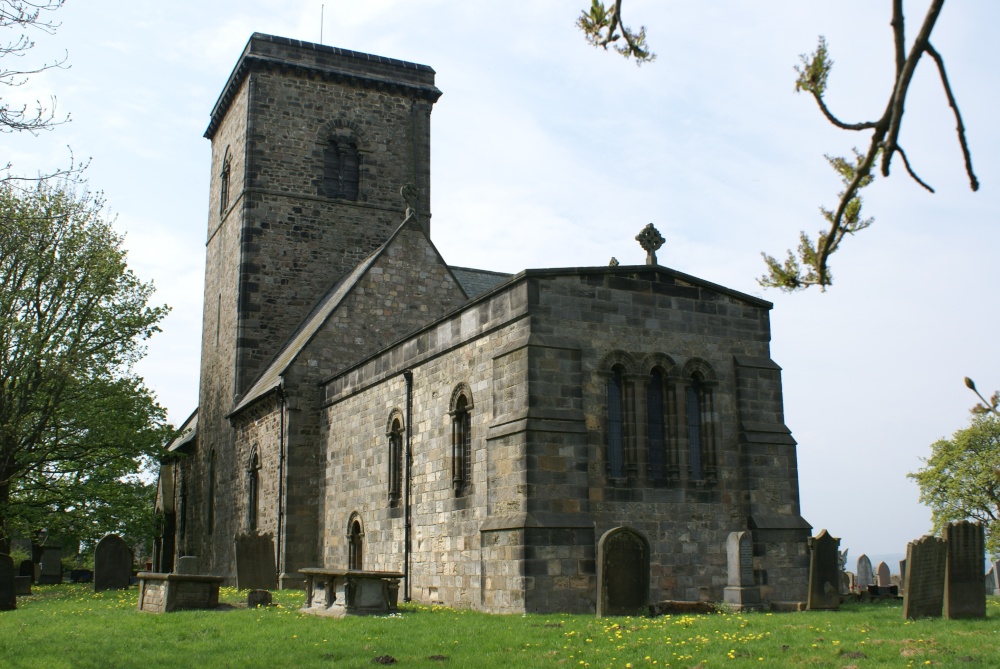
[0,181,169,554]
[909,414,1000,557]
[576,0,655,64]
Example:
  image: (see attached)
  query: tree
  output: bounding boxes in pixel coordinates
[577,2,979,291]
[0,182,169,554]
[909,414,1000,557]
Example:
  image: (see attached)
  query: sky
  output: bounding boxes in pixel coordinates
[5,0,1000,566]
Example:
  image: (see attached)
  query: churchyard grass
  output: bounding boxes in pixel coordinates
[2,585,999,668]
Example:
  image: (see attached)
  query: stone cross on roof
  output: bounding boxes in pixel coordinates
[635,223,664,266]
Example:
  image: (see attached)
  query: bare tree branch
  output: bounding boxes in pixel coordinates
[925,42,979,191]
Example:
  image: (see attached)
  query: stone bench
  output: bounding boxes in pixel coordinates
[300,568,402,617]
[136,572,224,613]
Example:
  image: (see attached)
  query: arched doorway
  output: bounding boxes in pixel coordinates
[597,527,650,616]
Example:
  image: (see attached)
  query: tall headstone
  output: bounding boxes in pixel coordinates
[986,569,997,597]
[876,562,891,587]
[94,534,132,592]
[597,527,650,617]
[234,533,278,591]
[0,554,15,611]
[723,531,761,611]
[807,529,840,610]
[837,549,849,594]
[856,554,874,589]
[990,561,1000,597]
[943,520,986,619]
[898,559,907,594]
[38,545,62,585]
[903,535,946,619]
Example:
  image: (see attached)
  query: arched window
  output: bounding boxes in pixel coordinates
[685,370,718,484]
[646,369,666,483]
[387,413,404,506]
[450,386,473,495]
[322,136,360,200]
[607,365,626,479]
[219,146,231,215]
[247,447,260,532]
[348,516,364,570]
[207,450,216,533]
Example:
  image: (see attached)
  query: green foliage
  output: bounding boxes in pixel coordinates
[577,0,655,64]
[0,181,170,553]
[909,414,1000,557]
[794,36,832,97]
[760,149,875,290]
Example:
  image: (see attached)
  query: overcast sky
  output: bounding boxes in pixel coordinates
[6,1,1000,564]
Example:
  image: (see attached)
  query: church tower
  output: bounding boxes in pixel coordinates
[190,34,441,566]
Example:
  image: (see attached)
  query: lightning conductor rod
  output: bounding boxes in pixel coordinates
[320,4,325,44]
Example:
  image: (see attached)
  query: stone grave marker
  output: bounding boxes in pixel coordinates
[175,556,198,575]
[899,559,907,594]
[943,520,986,619]
[94,534,132,592]
[18,560,34,583]
[38,545,62,585]
[903,535,946,619]
[986,569,997,596]
[876,561,891,587]
[14,576,31,596]
[856,554,874,589]
[234,533,278,591]
[807,529,840,610]
[723,531,761,611]
[597,527,650,617]
[990,561,1000,597]
[0,554,14,610]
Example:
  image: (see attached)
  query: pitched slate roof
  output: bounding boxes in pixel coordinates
[448,266,512,298]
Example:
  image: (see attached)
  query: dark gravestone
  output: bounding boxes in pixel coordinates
[903,535,946,619]
[234,533,278,591]
[898,559,907,594]
[247,589,272,608]
[38,545,62,585]
[0,554,14,611]
[806,529,840,610]
[94,534,132,592]
[856,554,874,589]
[18,560,34,583]
[944,520,986,619]
[986,569,996,597]
[14,576,31,596]
[723,531,761,610]
[597,527,650,617]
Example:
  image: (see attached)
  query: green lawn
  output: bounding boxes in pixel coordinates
[1,585,999,668]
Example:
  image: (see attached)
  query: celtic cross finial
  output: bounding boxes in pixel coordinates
[400,184,419,218]
[635,223,664,265]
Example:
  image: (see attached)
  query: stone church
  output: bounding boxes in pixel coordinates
[156,33,811,613]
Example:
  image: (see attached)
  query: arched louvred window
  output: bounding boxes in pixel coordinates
[647,368,667,484]
[247,448,261,532]
[607,365,626,479]
[451,395,472,495]
[219,146,231,215]
[387,414,403,506]
[323,136,360,200]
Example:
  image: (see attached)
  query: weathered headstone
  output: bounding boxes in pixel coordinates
[38,545,62,585]
[596,527,650,617]
[18,560,34,583]
[856,554,874,589]
[903,535,946,619]
[807,529,840,610]
[986,569,997,596]
[94,534,132,592]
[723,531,761,611]
[247,589,272,608]
[943,520,986,619]
[838,549,849,594]
[175,556,198,575]
[876,561,891,587]
[989,560,1000,597]
[14,576,31,596]
[898,559,907,594]
[234,533,278,591]
[0,554,15,610]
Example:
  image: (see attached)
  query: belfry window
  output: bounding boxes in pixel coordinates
[607,365,626,479]
[322,137,360,200]
[646,369,667,483]
[219,147,231,215]
[247,448,260,532]
[451,395,472,495]
[685,372,717,483]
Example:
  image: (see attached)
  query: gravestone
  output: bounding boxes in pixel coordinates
[990,561,1000,596]
[723,531,761,611]
[94,534,132,592]
[247,589,272,608]
[943,520,986,619]
[38,545,62,584]
[18,560,34,583]
[986,569,997,596]
[596,527,650,617]
[175,556,198,575]
[876,561,891,587]
[14,576,31,596]
[856,554,874,589]
[899,559,907,594]
[0,554,14,610]
[903,535,946,619]
[837,549,849,594]
[234,533,278,591]
[806,529,840,610]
